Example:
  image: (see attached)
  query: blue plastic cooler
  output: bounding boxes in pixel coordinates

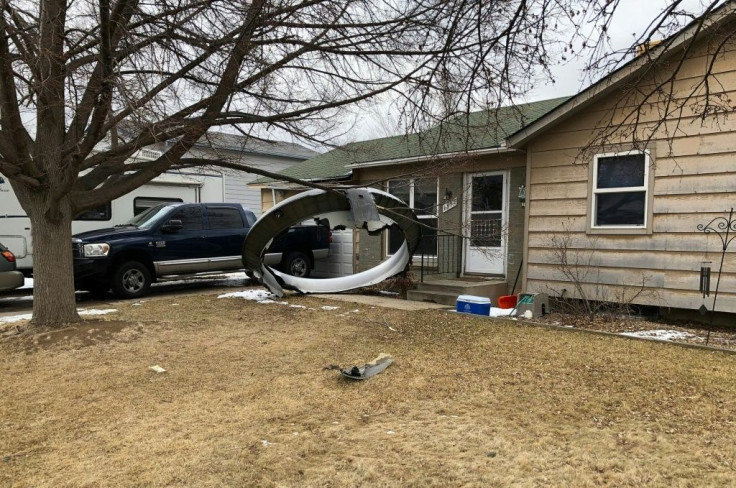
[456,295,491,316]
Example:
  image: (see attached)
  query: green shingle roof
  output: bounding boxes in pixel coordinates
[253,96,570,185]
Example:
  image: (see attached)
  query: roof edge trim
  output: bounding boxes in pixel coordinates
[507,1,736,148]
[347,146,523,169]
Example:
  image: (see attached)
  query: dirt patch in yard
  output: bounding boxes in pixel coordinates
[2,289,736,486]
[8,320,141,352]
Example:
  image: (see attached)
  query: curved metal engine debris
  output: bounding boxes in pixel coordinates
[242,188,421,297]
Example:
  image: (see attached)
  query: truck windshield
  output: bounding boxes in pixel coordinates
[125,204,173,229]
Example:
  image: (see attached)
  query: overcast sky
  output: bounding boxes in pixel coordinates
[340,0,713,144]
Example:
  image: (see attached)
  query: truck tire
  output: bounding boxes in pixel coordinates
[111,261,152,299]
[283,252,311,278]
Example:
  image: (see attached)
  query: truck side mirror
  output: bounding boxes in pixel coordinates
[161,219,183,233]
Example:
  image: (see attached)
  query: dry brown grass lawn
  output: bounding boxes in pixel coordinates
[2,290,736,487]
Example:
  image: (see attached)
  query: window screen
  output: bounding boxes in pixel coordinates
[387,178,438,256]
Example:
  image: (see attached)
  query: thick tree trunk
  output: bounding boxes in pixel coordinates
[25,194,81,327]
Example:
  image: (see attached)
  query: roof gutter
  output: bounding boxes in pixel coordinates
[191,141,316,160]
[248,171,353,189]
[507,1,736,148]
[346,145,523,169]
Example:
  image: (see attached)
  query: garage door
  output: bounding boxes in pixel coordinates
[312,229,354,278]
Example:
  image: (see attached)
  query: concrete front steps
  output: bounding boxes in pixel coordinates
[407,278,508,306]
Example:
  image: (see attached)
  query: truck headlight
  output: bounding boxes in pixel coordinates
[83,243,110,257]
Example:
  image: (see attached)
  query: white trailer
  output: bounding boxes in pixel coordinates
[0,163,223,273]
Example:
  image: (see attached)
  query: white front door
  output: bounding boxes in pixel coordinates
[464,172,506,275]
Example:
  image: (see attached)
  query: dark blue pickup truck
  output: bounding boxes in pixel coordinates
[72,202,331,298]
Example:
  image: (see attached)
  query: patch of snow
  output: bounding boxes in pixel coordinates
[78,309,117,316]
[218,289,276,301]
[321,306,340,311]
[0,308,116,324]
[132,301,146,306]
[20,277,33,289]
[379,290,399,296]
[260,440,272,447]
[0,313,32,324]
[289,304,307,309]
[620,329,695,341]
[386,430,396,435]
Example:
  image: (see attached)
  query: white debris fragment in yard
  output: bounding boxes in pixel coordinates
[386,430,396,435]
[321,306,340,311]
[218,289,276,301]
[489,307,514,318]
[149,365,167,374]
[260,440,272,447]
[620,329,695,341]
[522,310,533,319]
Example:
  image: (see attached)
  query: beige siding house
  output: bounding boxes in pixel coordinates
[512,3,736,314]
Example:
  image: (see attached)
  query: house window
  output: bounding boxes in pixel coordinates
[592,151,649,228]
[75,202,112,221]
[387,178,438,256]
[134,196,183,215]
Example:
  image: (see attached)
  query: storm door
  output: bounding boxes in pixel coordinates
[464,172,506,275]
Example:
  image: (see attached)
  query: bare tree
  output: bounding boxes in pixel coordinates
[0,0,728,327]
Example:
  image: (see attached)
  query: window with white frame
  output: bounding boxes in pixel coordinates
[592,151,649,227]
[387,178,438,256]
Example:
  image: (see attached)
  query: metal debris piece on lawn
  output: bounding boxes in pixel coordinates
[340,353,393,380]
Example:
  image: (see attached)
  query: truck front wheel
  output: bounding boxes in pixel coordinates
[111,261,152,299]
[283,252,311,278]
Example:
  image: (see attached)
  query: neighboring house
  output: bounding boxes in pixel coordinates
[148,132,318,217]
[253,2,736,315]
[0,131,316,272]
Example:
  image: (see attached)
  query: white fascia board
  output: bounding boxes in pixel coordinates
[346,146,522,169]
